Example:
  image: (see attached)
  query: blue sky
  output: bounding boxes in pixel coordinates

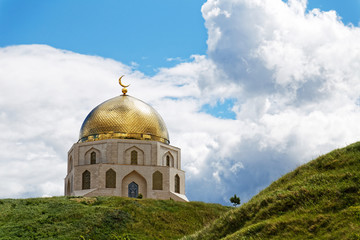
[2,0,358,76]
[307,0,360,25]
[0,0,207,75]
[1,0,360,205]
[2,0,358,120]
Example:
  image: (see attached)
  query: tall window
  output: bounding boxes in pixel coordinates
[152,171,163,190]
[131,150,138,165]
[69,156,73,172]
[175,174,180,193]
[106,169,116,188]
[66,180,71,195]
[82,170,91,190]
[90,152,96,164]
[166,155,170,167]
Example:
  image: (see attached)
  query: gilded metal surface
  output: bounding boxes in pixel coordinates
[79,95,170,144]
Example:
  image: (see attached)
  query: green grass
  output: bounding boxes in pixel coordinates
[182,142,360,240]
[0,196,230,240]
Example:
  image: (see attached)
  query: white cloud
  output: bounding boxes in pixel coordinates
[1,0,360,205]
[196,0,360,202]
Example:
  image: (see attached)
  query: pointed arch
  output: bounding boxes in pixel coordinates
[106,169,116,188]
[163,151,174,167]
[82,170,91,190]
[85,147,101,165]
[128,181,138,198]
[175,174,180,193]
[131,150,138,165]
[66,179,71,196]
[121,170,147,198]
[166,155,170,166]
[68,156,73,173]
[152,171,163,190]
[91,152,96,164]
[124,146,144,165]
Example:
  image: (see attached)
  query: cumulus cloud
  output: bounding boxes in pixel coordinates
[196,0,360,202]
[1,0,360,205]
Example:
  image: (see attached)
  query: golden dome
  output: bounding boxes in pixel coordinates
[79,95,170,144]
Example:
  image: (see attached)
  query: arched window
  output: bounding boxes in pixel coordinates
[131,150,138,165]
[91,152,96,164]
[69,156,73,171]
[82,170,91,190]
[166,155,170,167]
[106,169,116,188]
[175,174,180,193]
[152,171,163,190]
[66,179,71,195]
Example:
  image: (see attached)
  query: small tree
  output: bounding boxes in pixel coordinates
[230,194,240,207]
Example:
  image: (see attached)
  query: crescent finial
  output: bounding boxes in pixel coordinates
[119,75,130,95]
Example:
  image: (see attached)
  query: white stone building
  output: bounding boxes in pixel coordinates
[64,80,188,202]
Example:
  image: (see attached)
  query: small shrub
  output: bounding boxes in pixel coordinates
[230,194,240,207]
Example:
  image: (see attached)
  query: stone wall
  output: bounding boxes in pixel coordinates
[65,139,187,202]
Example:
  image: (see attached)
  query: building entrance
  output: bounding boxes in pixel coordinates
[128,181,138,198]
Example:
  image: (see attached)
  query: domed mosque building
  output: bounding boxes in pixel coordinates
[64,77,188,202]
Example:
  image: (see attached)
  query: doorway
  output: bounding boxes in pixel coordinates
[128,181,138,198]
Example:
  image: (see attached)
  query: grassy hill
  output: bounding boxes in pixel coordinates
[3,142,360,240]
[183,142,360,240]
[0,196,229,240]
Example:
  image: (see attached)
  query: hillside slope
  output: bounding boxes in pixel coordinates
[0,196,229,240]
[183,142,360,240]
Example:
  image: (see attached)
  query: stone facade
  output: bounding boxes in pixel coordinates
[64,138,188,202]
